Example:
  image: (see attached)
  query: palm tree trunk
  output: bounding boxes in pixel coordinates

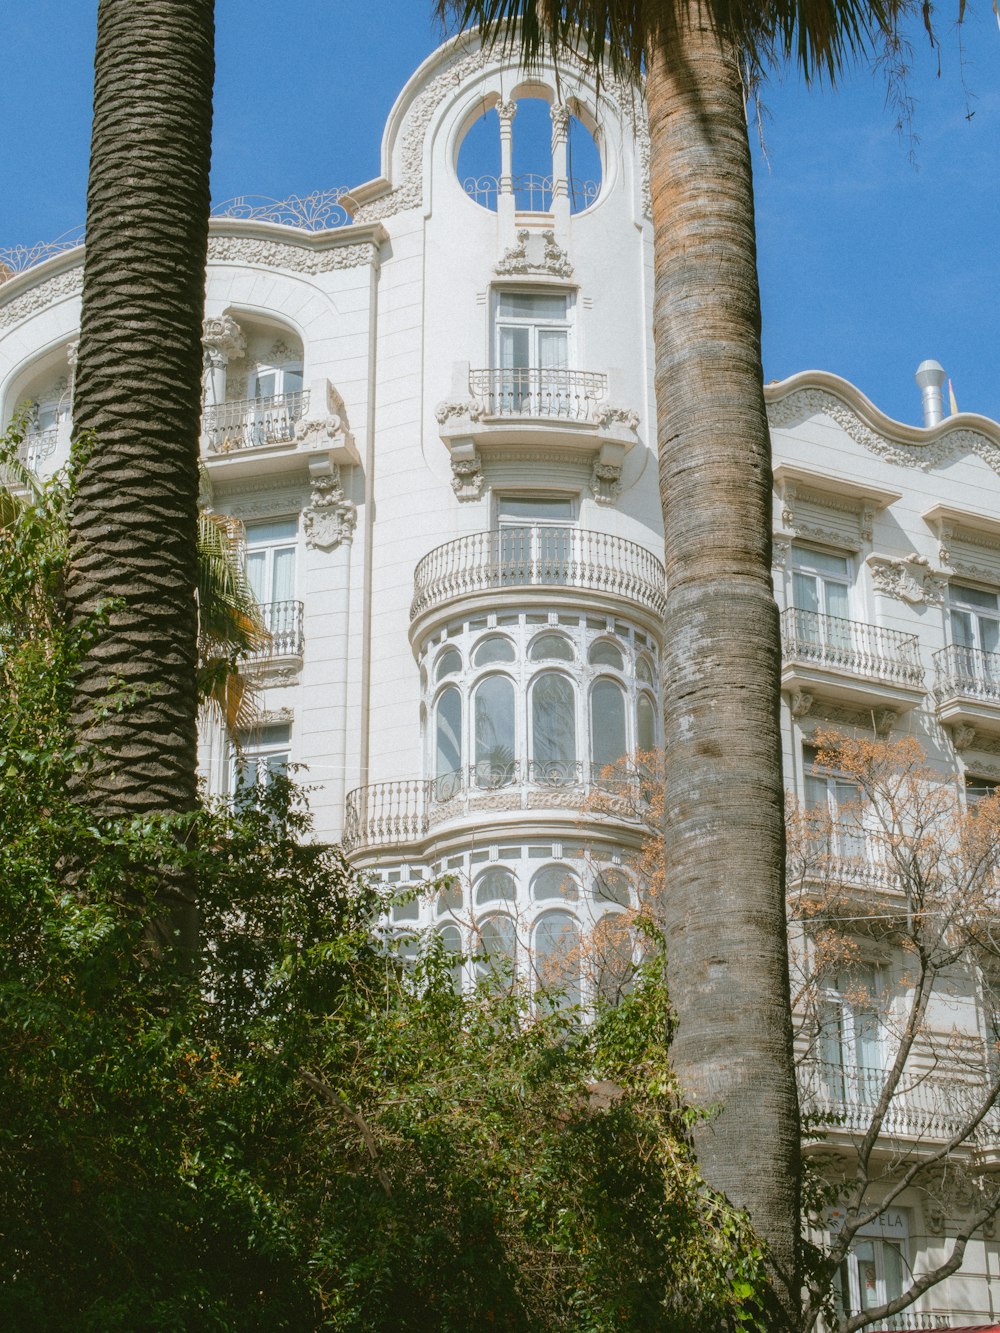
[647,26,801,1322]
[67,0,214,842]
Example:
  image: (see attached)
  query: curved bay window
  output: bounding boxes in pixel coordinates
[419,611,661,794]
[532,911,581,1008]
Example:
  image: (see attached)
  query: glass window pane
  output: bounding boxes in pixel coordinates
[435,687,462,779]
[529,633,575,662]
[636,656,654,686]
[435,647,462,681]
[282,365,303,394]
[533,912,580,1007]
[882,1241,905,1303]
[497,292,569,320]
[637,693,656,752]
[793,571,820,614]
[474,675,516,782]
[246,549,268,605]
[531,673,576,766]
[271,546,296,602]
[792,544,850,578]
[475,867,516,904]
[982,617,1000,655]
[497,496,574,521]
[593,914,634,1004]
[478,914,517,981]
[594,868,630,906]
[245,519,298,545]
[437,881,463,913]
[530,865,579,901]
[254,370,278,398]
[589,640,624,669]
[825,580,849,620]
[537,329,569,370]
[439,924,464,989]
[952,582,999,612]
[591,679,627,770]
[473,635,516,666]
[498,325,530,370]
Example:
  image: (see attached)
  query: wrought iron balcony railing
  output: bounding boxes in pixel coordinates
[933,643,1000,705]
[247,600,304,660]
[781,608,923,687]
[202,389,307,454]
[798,1060,999,1143]
[342,761,647,854]
[411,526,666,621]
[790,824,899,892]
[17,427,58,469]
[462,173,599,213]
[468,367,607,420]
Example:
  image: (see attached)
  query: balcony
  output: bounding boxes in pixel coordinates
[781,608,925,716]
[342,761,646,856]
[409,526,666,631]
[246,599,304,671]
[18,427,59,469]
[468,368,607,421]
[436,362,638,500]
[200,379,360,483]
[203,390,307,455]
[789,825,899,896]
[933,644,1000,741]
[798,1061,1000,1147]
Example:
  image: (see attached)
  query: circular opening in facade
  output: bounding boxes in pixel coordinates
[457,97,601,214]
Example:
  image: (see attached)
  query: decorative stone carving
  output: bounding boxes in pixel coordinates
[303,469,356,550]
[592,403,640,433]
[294,382,356,463]
[591,457,622,506]
[768,387,1000,478]
[202,314,246,366]
[450,448,484,501]
[772,537,792,571]
[789,690,814,719]
[952,725,978,752]
[434,397,485,426]
[874,709,898,737]
[0,265,84,331]
[65,339,79,372]
[207,234,379,274]
[550,103,571,135]
[867,553,947,606]
[495,228,573,279]
[496,98,517,122]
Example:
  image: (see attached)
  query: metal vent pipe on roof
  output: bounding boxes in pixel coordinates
[915,359,947,428]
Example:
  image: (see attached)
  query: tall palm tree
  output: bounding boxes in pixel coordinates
[66,0,215,831]
[440,2,907,1322]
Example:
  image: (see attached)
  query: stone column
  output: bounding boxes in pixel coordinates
[201,314,246,408]
[497,99,517,231]
[550,102,571,228]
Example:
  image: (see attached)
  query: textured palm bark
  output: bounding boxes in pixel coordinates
[67,0,214,843]
[647,28,801,1322]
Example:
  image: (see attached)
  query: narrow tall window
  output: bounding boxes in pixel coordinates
[533,911,581,1008]
[494,291,571,414]
[531,673,577,780]
[590,678,627,772]
[473,675,516,785]
[950,583,1000,688]
[435,687,462,795]
[791,544,852,657]
[818,966,882,1105]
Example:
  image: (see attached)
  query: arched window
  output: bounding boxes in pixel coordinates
[592,914,635,1005]
[475,867,517,905]
[533,911,581,1008]
[636,692,657,753]
[439,924,464,989]
[588,640,624,670]
[477,914,517,984]
[591,678,627,771]
[530,672,576,779]
[473,635,516,666]
[594,867,630,907]
[528,632,575,662]
[437,880,463,914]
[435,647,462,682]
[474,675,516,785]
[530,865,579,902]
[435,687,462,790]
[636,655,655,687]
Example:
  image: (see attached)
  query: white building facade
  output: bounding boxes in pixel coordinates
[4,31,1000,1330]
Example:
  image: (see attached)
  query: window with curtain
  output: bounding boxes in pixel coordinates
[530,865,579,902]
[494,291,571,414]
[532,912,581,1008]
[434,687,462,796]
[791,543,852,658]
[477,914,517,984]
[818,966,883,1106]
[475,867,517,905]
[530,672,577,778]
[473,675,516,784]
[590,678,627,772]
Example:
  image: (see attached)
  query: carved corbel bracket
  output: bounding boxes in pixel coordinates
[874,709,898,738]
[202,314,246,368]
[952,724,978,752]
[302,465,357,551]
[294,379,360,468]
[448,439,483,502]
[789,690,814,719]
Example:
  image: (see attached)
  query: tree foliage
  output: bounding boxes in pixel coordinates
[0,435,767,1330]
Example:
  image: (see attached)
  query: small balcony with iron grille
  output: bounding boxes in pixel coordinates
[932,644,1000,741]
[781,607,925,717]
[245,599,305,676]
[435,361,639,501]
[200,379,359,481]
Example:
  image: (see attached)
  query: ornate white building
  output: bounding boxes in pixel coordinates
[5,31,1000,1331]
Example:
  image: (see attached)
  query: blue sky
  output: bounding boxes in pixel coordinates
[4,1,999,424]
